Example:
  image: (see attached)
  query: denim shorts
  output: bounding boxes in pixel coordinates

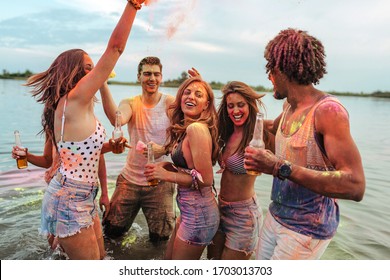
[40,173,98,238]
[218,195,262,255]
[176,186,219,246]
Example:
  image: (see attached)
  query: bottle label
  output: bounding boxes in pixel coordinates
[249,139,265,149]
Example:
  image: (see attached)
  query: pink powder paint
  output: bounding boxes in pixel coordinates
[144,0,158,6]
[142,0,197,39]
[166,0,197,39]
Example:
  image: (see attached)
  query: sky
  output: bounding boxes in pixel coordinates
[0,0,389,93]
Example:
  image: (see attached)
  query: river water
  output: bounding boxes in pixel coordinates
[0,79,389,260]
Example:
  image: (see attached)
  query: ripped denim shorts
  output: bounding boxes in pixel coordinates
[40,172,98,238]
[218,195,262,255]
[176,186,219,246]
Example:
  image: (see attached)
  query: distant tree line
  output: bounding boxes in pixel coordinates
[327,90,390,98]
[371,91,390,98]
[0,69,33,79]
[162,71,270,92]
[1,69,388,97]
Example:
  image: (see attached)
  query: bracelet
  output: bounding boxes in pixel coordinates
[127,0,142,10]
[190,170,198,189]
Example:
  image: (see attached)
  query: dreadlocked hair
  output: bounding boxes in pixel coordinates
[25,49,87,143]
[165,77,219,165]
[265,28,327,85]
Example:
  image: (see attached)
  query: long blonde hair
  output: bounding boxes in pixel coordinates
[165,77,219,165]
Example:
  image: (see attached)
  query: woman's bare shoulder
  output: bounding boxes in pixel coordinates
[186,123,211,142]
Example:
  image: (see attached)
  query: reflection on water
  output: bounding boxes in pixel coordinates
[0,167,168,260]
[0,79,389,260]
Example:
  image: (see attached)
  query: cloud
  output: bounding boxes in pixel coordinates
[0,0,389,92]
[56,0,123,14]
[180,41,227,53]
[0,9,115,48]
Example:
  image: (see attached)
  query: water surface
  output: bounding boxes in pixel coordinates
[0,79,389,260]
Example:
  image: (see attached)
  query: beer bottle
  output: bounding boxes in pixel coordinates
[246,112,265,175]
[112,110,124,154]
[147,143,159,187]
[14,130,28,169]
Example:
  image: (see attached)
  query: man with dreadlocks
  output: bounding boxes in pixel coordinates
[244,28,365,259]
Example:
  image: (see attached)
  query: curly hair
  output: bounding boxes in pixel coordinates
[165,77,219,165]
[217,81,270,154]
[25,49,88,143]
[265,28,327,85]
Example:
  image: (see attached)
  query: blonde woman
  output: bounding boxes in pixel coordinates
[144,77,220,259]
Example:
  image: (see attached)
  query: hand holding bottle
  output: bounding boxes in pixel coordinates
[146,143,159,187]
[12,130,28,169]
[246,112,265,175]
[111,110,127,154]
[109,136,131,153]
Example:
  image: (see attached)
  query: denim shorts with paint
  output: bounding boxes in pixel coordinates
[256,211,332,260]
[40,172,98,238]
[176,186,219,246]
[218,194,262,255]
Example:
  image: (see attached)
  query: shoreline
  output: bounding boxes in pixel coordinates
[1,77,389,98]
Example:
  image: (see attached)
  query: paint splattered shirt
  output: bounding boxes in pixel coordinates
[58,121,106,184]
[121,94,171,185]
[269,95,345,239]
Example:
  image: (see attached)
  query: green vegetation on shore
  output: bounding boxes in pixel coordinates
[1,69,33,80]
[1,69,389,98]
[327,90,390,98]
[107,71,270,93]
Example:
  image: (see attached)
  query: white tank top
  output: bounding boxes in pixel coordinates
[121,94,171,185]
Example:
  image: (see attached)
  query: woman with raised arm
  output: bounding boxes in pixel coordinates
[24,0,145,259]
[11,132,110,252]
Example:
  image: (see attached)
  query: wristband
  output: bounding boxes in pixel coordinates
[127,0,142,10]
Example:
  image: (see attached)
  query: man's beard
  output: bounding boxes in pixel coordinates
[273,90,284,100]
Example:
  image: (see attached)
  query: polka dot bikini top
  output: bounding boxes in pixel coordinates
[57,96,106,184]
